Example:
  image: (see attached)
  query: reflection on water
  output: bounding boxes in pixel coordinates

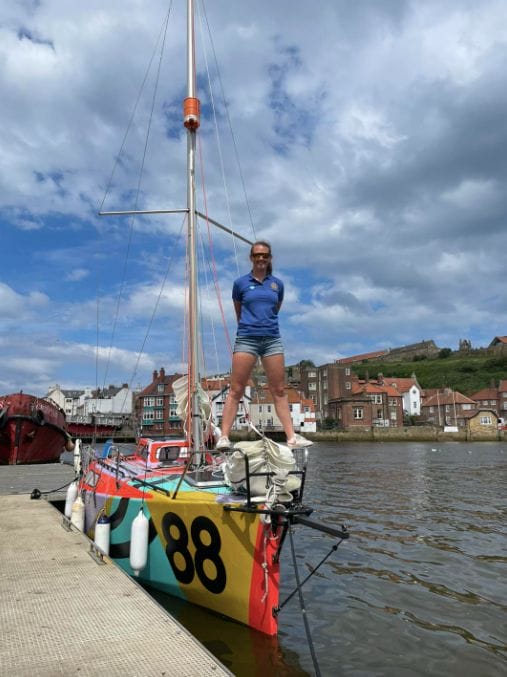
[151,442,507,676]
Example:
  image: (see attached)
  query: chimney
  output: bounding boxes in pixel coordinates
[160,367,165,379]
[153,370,158,382]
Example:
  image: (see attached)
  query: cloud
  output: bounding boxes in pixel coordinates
[0,0,506,394]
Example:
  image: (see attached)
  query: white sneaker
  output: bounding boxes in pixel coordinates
[216,436,231,450]
[287,434,313,449]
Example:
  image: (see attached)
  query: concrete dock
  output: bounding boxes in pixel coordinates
[0,463,231,676]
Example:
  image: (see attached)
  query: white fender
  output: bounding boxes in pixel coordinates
[64,481,78,519]
[73,439,82,474]
[70,495,85,532]
[94,514,111,556]
[130,508,149,576]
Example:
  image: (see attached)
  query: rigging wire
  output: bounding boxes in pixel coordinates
[196,222,220,378]
[288,527,322,677]
[97,2,174,392]
[196,2,241,278]
[98,1,174,214]
[199,0,258,245]
[196,135,233,356]
[118,217,187,418]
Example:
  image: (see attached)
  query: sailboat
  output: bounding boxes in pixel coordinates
[77,0,348,636]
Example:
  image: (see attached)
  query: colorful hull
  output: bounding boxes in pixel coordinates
[81,453,283,635]
[0,393,70,465]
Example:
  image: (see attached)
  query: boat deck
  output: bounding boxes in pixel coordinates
[0,463,231,676]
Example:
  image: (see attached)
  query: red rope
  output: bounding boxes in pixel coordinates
[197,134,233,356]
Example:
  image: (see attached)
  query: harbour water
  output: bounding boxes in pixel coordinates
[148,441,507,676]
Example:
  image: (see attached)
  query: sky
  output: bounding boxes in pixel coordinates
[1,0,506,396]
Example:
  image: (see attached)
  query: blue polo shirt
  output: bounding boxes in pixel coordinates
[232,272,284,337]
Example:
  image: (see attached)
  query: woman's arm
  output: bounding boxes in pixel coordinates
[233,299,242,322]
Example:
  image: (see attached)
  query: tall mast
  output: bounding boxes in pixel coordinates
[184,0,203,453]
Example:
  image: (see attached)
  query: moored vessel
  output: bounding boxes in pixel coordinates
[0,392,73,465]
[75,0,348,643]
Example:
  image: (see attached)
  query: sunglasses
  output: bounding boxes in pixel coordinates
[251,252,271,259]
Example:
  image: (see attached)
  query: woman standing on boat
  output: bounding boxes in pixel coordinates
[216,241,312,450]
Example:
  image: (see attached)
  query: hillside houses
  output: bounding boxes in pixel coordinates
[135,369,313,438]
[46,333,506,437]
[420,389,477,428]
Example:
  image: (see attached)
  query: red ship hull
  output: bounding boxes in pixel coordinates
[0,393,70,465]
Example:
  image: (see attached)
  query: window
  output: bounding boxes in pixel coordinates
[267,405,272,413]
[345,368,351,376]
[462,404,472,410]
[308,371,317,378]
[390,411,397,420]
[353,408,363,420]
[389,398,397,406]
[259,405,263,413]
[144,397,155,407]
[346,382,351,390]
[309,383,317,391]
[371,395,382,404]
[429,406,434,413]
[143,411,154,421]
[155,410,163,420]
[156,397,164,407]
[157,384,165,393]
[480,416,492,425]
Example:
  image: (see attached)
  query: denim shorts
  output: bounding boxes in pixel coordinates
[233,335,284,358]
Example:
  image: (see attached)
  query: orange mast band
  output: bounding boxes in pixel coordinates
[183,97,200,130]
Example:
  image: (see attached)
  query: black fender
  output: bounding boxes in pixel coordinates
[0,408,8,429]
[33,409,46,426]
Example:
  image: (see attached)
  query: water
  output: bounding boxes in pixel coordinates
[148,441,507,676]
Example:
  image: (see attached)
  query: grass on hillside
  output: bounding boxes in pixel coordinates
[351,352,507,397]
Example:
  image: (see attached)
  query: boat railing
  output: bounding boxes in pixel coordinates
[225,447,308,510]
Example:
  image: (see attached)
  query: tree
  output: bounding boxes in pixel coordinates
[438,348,452,359]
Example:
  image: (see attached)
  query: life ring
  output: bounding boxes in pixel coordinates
[0,408,8,429]
[34,409,46,426]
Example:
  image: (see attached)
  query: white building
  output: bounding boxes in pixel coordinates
[381,376,422,416]
[47,383,134,422]
[248,386,316,433]
[203,377,252,432]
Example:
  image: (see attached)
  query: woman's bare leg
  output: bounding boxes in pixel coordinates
[220,351,257,438]
[262,353,295,441]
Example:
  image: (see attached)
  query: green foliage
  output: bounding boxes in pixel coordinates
[298,359,316,368]
[352,351,507,396]
[438,348,452,359]
[321,417,337,430]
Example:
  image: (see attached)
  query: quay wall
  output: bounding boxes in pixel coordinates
[310,427,506,443]
[231,427,505,443]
